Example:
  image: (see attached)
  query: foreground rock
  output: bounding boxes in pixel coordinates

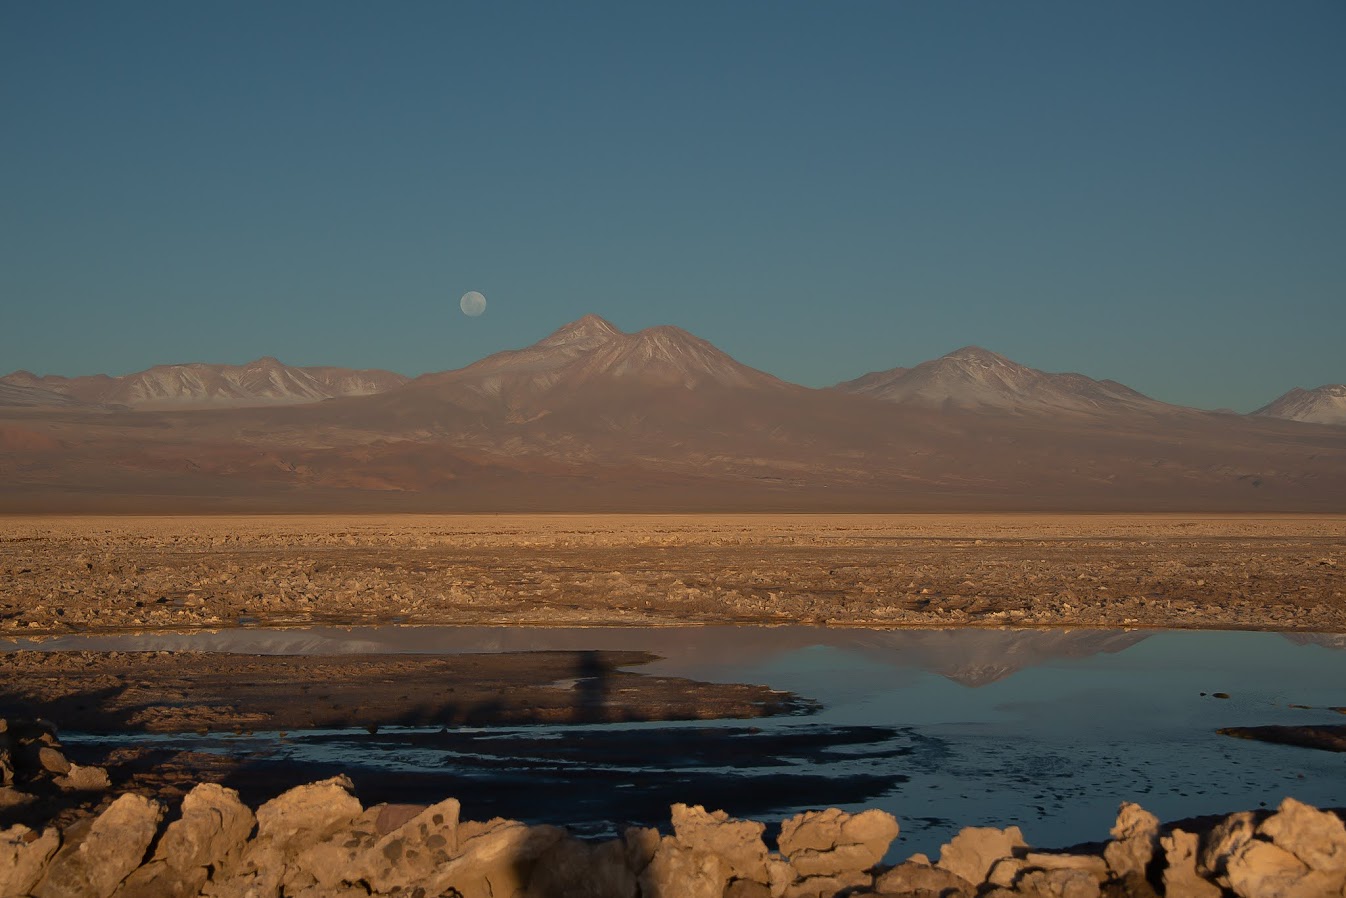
[0,717,112,830]
[33,793,162,898]
[3,772,1346,897]
[0,718,110,799]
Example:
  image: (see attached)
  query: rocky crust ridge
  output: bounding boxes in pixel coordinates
[5,720,1346,898]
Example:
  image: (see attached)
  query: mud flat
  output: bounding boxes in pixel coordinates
[2,513,1344,635]
[0,649,810,735]
[1219,724,1346,753]
[0,654,821,832]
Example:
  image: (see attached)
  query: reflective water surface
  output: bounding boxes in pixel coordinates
[8,626,1346,856]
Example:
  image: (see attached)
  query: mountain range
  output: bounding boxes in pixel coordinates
[0,357,406,409]
[1,315,1343,512]
[5,323,1338,424]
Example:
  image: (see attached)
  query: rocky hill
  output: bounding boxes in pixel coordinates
[1252,384,1346,426]
[834,346,1173,416]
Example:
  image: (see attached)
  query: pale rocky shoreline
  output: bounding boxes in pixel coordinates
[4,719,1346,898]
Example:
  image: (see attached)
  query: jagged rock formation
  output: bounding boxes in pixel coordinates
[1253,385,1346,427]
[0,358,407,409]
[4,722,1346,898]
[834,346,1173,416]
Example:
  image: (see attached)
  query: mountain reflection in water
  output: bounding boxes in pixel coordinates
[8,625,1153,687]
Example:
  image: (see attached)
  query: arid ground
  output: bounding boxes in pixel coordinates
[2,514,1343,636]
[3,513,1345,882]
[4,513,1343,766]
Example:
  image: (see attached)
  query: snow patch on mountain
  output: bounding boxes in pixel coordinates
[835,346,1169,415]
[0,359,408,409]
[1252,385,1346,426]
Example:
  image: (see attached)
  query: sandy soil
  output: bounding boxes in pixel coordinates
[1,514,1343,634]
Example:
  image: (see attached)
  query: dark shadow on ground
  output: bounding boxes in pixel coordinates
[0,649,814,734]
[74,723,927,839]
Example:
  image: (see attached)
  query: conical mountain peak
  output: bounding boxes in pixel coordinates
[939,346,1017,367]
[574,313,620,331]
[1253,384,1346,426]
[567,323,788,391]
[419,316,790,399]
[538,314,624,348]
[628,324,707,347]
[836,346,1165,415]
[437,314,626,389]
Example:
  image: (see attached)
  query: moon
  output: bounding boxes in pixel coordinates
[460,291,487,317]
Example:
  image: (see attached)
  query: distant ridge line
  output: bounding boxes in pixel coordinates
[2,315,1342,424]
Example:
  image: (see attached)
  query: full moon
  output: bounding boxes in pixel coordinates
[460,291,487,317]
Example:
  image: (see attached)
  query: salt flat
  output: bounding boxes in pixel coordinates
[2,513,1342,635]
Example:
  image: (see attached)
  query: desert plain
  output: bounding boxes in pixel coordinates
[6,511,1343,737]
[5,513,1346,898]
[3,513,1343,636]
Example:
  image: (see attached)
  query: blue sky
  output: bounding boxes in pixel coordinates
[2,2,1342,411]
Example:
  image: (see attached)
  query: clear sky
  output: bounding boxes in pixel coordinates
[3,2,1342,412]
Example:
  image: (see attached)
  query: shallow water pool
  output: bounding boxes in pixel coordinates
[8,625,1345,856]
